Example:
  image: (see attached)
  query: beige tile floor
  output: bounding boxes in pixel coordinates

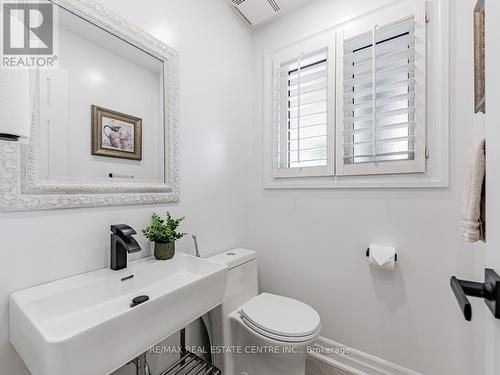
[306,356,352,375]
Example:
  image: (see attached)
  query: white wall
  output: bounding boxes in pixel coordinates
[0,0,252,374]
[248,0,478,374]
[0,1,483,374]
[481,0,500,374]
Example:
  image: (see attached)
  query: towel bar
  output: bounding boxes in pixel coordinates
[159,351,221,375]
[159,328,221,375]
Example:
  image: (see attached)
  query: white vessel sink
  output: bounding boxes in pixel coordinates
[9,253,227,375]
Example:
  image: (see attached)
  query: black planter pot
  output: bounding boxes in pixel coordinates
[154,241,175,260]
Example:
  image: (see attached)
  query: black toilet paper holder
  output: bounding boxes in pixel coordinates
[365,247,398,262]
[450,269,500,321]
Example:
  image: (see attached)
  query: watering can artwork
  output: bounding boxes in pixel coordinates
[91,105,142,161]
[103,120,133,151]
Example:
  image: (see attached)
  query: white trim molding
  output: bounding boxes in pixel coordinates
[0,0,180,210]
[309,336,424,375]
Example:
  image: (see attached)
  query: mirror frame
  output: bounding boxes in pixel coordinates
[0,0,180,210]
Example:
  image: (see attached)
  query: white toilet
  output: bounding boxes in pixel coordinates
[203,249,321,375]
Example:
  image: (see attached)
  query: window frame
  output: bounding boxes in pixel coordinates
[335,1,427,176]
[270,33,336,178]
[262,0,450,189]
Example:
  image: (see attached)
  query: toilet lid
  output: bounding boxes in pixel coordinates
[239,293,320,339]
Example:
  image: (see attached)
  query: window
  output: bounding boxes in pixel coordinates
[281,51,328,169]
[266,0,433,185]
[343,19,416,165]
[271,34,335,177]
[336,15,426,175]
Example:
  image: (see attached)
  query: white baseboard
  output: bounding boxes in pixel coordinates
[309,337,424,375]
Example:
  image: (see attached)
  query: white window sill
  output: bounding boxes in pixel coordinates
[264,172,449,189]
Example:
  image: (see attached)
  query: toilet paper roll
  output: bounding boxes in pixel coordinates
[368,244,396,271]
[0,70,30,140]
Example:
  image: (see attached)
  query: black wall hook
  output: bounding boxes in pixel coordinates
[450,269,500,321]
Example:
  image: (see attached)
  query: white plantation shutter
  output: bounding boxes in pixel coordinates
[267,6,427,183]
[339,16,425,175]
[272,37,334,177]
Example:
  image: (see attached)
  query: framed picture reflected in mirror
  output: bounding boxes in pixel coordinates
[91,105,143,160]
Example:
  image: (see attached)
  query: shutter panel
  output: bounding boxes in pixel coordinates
[276,50,329,169]
[342,17,416,165]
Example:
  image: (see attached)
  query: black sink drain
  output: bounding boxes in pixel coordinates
[130,295,149,308]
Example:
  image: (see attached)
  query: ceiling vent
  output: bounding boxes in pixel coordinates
[230,0,281,28]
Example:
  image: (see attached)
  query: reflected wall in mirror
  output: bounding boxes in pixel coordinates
[39,4,163,184]
[0,0,179,210]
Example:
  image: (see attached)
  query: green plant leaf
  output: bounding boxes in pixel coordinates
[142,212,187,243]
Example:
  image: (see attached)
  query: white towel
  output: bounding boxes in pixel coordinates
[461,139,485,242]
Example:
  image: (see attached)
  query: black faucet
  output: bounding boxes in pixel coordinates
[110,224,141,270]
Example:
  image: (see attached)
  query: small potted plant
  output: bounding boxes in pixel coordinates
[143,212,186,260]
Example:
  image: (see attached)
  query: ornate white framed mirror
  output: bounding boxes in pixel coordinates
[0,0,179,210]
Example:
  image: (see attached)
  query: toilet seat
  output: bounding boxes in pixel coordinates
[239,293,321,343]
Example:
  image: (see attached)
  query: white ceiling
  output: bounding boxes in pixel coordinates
[228,0,318,29]
[263,0,317,27]
[278,0,315,13]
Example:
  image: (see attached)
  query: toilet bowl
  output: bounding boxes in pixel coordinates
[203,249,321,375]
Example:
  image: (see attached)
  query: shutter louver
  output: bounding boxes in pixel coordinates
[342,17,416,165]
[276,50,329,169]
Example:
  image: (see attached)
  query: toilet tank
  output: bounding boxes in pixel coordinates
[204,249,258,370]
[208,248,258,312]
